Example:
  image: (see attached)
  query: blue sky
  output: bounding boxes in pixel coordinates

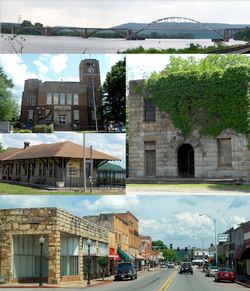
[0,194,249,250]
[0,133,126,168]
[0,54,125,106]
[1,1,250,28]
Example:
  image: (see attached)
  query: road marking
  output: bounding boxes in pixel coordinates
[157,271,177,291]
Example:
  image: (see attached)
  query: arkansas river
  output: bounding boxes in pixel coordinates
[0,34,247,54]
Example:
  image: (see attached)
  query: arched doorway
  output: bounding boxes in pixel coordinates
[178,144,194,177]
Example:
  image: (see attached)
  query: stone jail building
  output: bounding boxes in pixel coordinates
[128,80,250,184]
[0,207,110,284]
[20,59,101,131]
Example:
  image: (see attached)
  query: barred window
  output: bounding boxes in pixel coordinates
[144,99,155,121]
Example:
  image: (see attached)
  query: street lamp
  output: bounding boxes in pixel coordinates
[135,251,137,270]
[193,235,205,269]
[199,213,217,266]
[86,238,92,285]
[39,235,45,286]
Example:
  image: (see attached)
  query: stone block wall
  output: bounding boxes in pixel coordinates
[128,79,250,183]
[0,207,109,284]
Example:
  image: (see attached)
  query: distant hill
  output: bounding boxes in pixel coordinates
[98,163,125,171]
[112,22,250,39]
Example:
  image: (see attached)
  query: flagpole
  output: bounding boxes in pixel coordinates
[83,133,86,193]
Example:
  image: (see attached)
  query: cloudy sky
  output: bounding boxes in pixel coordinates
[1,1,250,28]
[0,133,126,168]
[0,194,248,250]
[0,54,124,106]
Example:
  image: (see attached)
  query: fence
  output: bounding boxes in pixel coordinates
[33,168,126,191]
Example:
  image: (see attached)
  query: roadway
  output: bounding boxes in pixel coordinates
[6,267,247,291]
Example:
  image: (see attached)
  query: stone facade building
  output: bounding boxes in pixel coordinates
[0,141,120,187]
[128,79,250,184]
[0,207,109,284]
[20,59,101,131]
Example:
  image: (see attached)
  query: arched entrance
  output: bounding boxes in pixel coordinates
[178,144,194,177]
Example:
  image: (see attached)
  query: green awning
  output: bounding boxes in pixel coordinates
[117,249,130,261]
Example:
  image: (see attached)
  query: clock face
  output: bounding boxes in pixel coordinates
[88,68,94,73]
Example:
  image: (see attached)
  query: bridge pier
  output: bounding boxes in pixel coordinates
[126,29,132,40]
[224,29,229,42]
[83,29,88,38]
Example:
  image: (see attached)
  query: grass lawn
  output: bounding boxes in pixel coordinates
[126,183,250,191]
[0,183,125,195]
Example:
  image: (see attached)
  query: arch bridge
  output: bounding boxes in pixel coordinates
[1,17,249,41]
[128,17,249,41]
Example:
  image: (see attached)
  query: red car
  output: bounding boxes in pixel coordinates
[215,267,235,283]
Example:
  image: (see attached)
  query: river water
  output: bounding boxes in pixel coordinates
[0,34,247,54]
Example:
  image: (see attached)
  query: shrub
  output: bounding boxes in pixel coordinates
[18,129,32,133]
[34,125,53,133]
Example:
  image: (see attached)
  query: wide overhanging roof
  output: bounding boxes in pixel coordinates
[0,141,120,162]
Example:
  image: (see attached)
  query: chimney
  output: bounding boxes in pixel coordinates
[24,142,30,149]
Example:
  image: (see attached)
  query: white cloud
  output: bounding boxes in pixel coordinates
[78,195,141,212]
[33,60,49,78]
[50,54,68,74]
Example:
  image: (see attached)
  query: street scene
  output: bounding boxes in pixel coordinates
[0,195,250,289]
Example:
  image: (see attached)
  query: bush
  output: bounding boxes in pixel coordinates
[34,125,53,133]
[18,129,32,133]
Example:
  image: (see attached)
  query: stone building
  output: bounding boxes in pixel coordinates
[0,141,120,187]
[20,59,101,131]
[0,207,109,284]
[128,79,250,184]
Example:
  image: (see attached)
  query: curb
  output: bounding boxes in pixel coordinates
[86,280,113,287]
[235,280,250,288]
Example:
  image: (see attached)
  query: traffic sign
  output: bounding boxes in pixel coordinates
[207,257,211,262]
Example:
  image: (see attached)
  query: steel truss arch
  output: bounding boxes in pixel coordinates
[129,17,225,40]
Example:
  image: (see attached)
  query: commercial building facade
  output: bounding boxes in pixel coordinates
[0,207,109,284]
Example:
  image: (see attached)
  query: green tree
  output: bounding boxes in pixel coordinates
[21,20,33,27]
[0,143,6,154]
[97,256,110,280]
[98,58,126,131]
[0,69,20,121]
[217,253,228,267]
[152,240,165,247]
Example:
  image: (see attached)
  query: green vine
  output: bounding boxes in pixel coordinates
[134,65,250,140]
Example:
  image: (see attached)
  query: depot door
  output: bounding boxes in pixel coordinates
[178,144,194,177]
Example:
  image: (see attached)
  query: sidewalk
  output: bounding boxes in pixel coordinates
[235,275,250,288]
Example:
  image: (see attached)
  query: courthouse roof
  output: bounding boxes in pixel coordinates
[0,141,120,161]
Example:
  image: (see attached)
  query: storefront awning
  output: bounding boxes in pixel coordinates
[109,249,120,261]
[123,250,135,261]
[133,254,145,260]
[117,249,130,261]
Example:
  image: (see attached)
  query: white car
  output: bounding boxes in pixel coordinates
[168,262,175,268]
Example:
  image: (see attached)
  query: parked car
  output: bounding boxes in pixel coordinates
[161,263,168,268]
[179,262,193,274]
[215,267,235,283]
[168,262,175,268]
[114,262,137,281]
[205,266,218,277]
[174,262,178,265]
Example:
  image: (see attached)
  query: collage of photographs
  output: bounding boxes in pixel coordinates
[0,1,250,290]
